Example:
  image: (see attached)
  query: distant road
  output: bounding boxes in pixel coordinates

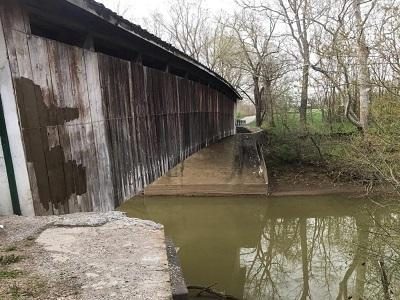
[241,115,256,124]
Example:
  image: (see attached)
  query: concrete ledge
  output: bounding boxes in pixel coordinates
[166,239,188,300]
[235,127,269,188]
[145,184,268,196]
[145,135,268,196]
[0,212,173,300]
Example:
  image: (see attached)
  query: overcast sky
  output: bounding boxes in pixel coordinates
[96,0,237,24]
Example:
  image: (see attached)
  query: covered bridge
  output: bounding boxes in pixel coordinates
[0,0,240,216]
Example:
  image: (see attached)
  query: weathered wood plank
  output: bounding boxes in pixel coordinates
[68,45,99,211]
[98,54,123,206]
[46,39,79,213]
[144,67,156,183]
[84,50,114,211]
[2,16,56,216]
[114,57,134,203]
[0,0,28,34]
[14,78,53,215]
[8,30,32,79]
[0,13,35,216]
[28,36,69,215]
[127,62,141,193]
[2,8,236,216]
[131,63,147,188]
[140,67,152,185]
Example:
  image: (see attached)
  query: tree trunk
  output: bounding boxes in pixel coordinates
[330,86,335,123]
[300,218,310,300]
[299,61,310,127]
[354,214,370,300]
[253,76,263,127]
[354,0,370,132]
[264,79,275,127]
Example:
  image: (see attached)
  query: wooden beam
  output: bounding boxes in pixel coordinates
[83,34,94,51]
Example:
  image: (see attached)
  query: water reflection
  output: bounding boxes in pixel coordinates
[119,196,400,300]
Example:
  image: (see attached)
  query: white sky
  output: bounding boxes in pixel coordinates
[96,0,237,24]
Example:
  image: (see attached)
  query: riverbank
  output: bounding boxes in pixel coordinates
[268,164,365,196]
[262,127,397,197]
[0,212,173,299]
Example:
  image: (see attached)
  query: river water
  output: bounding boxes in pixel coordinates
[119,195,400,300]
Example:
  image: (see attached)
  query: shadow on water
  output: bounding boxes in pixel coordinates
[119,195,400,300]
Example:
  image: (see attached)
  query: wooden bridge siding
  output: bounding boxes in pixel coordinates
[96,56,237,209]
[0,1,235,215]
[1,3,49,215]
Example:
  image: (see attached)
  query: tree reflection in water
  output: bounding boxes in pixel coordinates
[242,201,400,300]
[120,196,400,300]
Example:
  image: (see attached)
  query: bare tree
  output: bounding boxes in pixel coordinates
[229,11,266,126]
[238,0,325,128]
[148,0,209,61]
[310,0,377,132]
[353,0,376,132]
[204,16,245,88]
[228,10,283,126]
[261,57,288,127]
[145,1,245,89]
[276,0,313,127]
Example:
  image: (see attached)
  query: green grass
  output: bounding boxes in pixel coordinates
[4,246,17,252]
[0,255,22,265]
[266,109,356,135]
[247,120,257,128]
[236,112,243,119]
[262,109,360,170]
[9,283,22,300]
[0,270,22,279]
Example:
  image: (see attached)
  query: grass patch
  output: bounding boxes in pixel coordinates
[4,246,17,252]
[268,110,356,136]
[0,254,23,265]
[0,270,22,279]
[9,283,23,300]
[264,99,400,191]
[247,120,257,127]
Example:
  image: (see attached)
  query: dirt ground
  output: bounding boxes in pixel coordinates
[0,216,80,300]
[268,164,366,196]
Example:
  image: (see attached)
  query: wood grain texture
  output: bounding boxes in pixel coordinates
[1,1,236,215]
[0,8,35,216]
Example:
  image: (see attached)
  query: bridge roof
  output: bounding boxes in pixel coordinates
[22,0,241,100]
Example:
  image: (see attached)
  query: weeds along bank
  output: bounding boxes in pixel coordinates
[262,100,400,195]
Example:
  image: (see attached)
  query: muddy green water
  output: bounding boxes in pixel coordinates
[119,195,400,300]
